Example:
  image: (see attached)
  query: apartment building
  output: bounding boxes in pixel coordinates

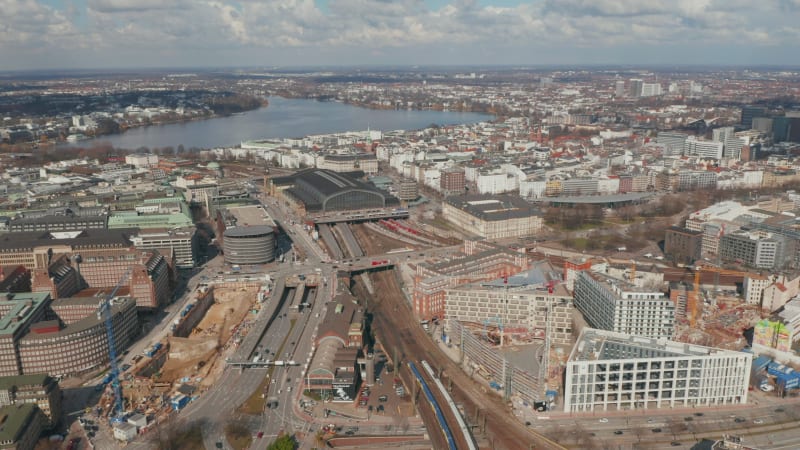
[476,170,518,194]
[677,171,717,191]
[445,268,575,346]
[719,230,789,270]
[573,271,675,339]
[564,328,751,412]
[440,167,466,196]
[413,240,529,320]
[0,374,62,428]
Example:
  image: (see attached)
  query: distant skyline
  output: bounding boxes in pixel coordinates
[2,0,800,71]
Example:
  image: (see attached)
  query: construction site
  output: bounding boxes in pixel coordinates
[95,281,269,430]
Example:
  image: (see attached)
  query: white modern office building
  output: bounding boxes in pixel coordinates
[564,328,752,412]
[684,136,724,159]
[130,228,195,269]
[573,271,675,339]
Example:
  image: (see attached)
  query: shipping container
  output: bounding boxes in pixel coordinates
[752,355,771,373]
[767,362,794,377]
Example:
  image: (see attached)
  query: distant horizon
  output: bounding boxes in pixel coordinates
[2,1,799,71]
[3,63,800,77]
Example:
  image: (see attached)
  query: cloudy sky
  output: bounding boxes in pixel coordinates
[2,0,799,70]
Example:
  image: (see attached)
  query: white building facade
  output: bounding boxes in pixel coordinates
[564,328,752,412]
[573,271,675,339]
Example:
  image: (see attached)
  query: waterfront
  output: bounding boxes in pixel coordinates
[59,96,491,150]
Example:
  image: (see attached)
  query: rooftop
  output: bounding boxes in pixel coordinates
[0,292,51,338]
[569,328,747,363]
[481,260,563,288]
[20,296,135,340]
[581,270,665,296]
[0,373,54,391]
[444,194,541,221]
[225,204,276,229]
[0,228,137,252]
[542,192,653,205]
[0,403,39,444]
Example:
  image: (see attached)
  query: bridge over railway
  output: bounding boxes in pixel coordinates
[312,208,410,224]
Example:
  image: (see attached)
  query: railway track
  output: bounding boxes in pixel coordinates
[364,270,566,450]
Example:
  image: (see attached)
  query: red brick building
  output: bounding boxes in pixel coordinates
[413,240,530,320]
[440,167,466,196]
[0,229,172,310]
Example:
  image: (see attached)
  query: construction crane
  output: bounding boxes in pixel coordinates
[98,269,133,423]
[690,266,748,327]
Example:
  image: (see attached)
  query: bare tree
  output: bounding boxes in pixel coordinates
[667,417,686,440]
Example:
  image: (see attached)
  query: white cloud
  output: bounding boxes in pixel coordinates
[0,0,797,69]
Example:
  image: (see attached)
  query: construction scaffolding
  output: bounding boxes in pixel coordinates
[449,319,541,405]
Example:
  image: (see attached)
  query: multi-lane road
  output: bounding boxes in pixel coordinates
[527,393,800,449]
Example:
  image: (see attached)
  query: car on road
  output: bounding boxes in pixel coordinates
[598,418,608,423]
[378,395,388,402]
[257,431,264,438]
[694,412,704,417]
[754,419,764,424]
[775,408,785,413]
[345,430,355,436]
[652,428,662,433]
[614,430,623,435]
[734,417,746,423]
[671,442,682,447]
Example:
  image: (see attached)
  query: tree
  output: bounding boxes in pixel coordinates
[268,434,297,450]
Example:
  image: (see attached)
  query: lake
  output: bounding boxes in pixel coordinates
[60,96,492,150]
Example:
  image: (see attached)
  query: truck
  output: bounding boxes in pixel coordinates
[145,342,163,358]
[489,381,502,391]
[274,360,284,366]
